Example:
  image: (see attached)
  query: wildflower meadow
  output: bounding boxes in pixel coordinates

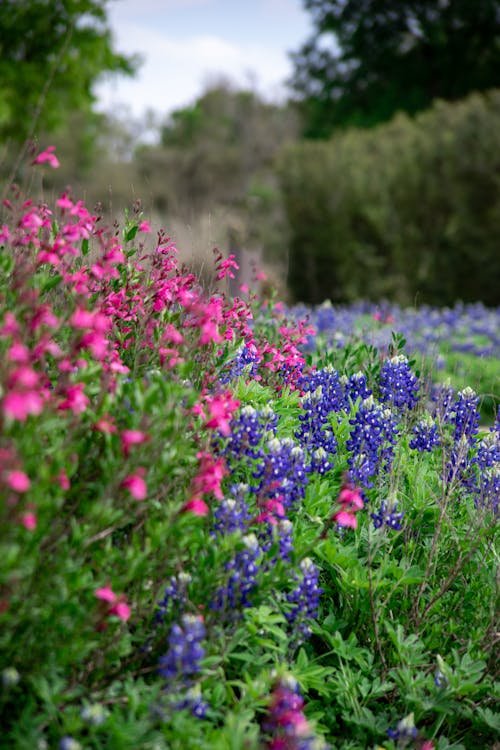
[0,148,498,750]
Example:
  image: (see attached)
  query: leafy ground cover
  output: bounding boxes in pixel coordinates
[0,149,498,750]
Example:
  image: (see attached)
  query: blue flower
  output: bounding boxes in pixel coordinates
[158,614,206,683]
[379,354,419,410]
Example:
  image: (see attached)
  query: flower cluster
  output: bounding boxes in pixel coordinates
[158,614,206,683]
[346,396,399,489]
[379,354,419,410]
[409,415,440,452]
[371,499,404,530]
[261,675,329,750]
[296,365,342,459]
[285,557,322,642]
[210,533,261,617]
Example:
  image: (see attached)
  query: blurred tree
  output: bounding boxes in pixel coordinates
[0,0,139,145]
[290,0,500,137]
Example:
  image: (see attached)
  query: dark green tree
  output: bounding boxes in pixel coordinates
[290,0,500,137]
[0,0,139,145]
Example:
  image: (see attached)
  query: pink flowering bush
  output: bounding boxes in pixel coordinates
[0,150,497,750]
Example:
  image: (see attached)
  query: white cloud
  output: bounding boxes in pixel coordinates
[96,22,291,118]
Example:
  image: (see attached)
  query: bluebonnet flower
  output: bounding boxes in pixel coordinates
[210,533,261,615]
[254,437,309,511]
[175,687,209,718]
[452,387,480,443]
[464,433,500,513]
[409,415,440,452]
[158,614,206,682]
[296,366,342,463]
[371,499,404,530]
[309,446,332,475]
[155,572,192,625]
[219,343,258,383]
[340,371,372,409]
[59,738,82,750]
[430,381,456,424]
[379,354,419,410]
[346,396,399,488]
[212,483,252,536]
[223,405,277,461]
[285,557,322,641]
[387,712,419,741]
[259,518,295,562]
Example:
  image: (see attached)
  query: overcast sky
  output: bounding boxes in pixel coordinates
[95,0,311,121]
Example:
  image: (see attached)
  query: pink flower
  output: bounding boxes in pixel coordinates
[6,470,31,493]
[20,513,37,531]
[122,470,147,501]
[58,383,89,414]
[203,392,240,436]
[94,416,117,434]
[32,145,60,168]
[138,221,151,233]
[109,601,131,621]
[332,484,364,529]
[120,430,148,456]
[3,390,44,421]
[95,586,117,604]
[182,497,209,516]
[58,470,71,491]
[95,587,131,622]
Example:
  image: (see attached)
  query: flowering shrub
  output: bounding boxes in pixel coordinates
[0,150,498,750]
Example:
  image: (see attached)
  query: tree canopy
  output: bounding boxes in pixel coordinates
[289,0,500,137]
[0,0,138,145]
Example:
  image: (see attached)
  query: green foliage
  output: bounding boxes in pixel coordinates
[0,0,138,144]
[290,0,500,137]
[280,89,500,306]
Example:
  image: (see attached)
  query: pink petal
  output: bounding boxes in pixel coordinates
[95,586,117,604]
[6,470,31,493]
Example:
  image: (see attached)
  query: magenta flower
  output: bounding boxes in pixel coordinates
[6,470,31,493]
[120,430,148,456]
[109,601,131,621]
[121,470,147,501]
[332,484,364,529]
[32,145,60,168]
[95,586,117,604]
[20,513,37,531]
[182,496,209,516]
[3,389,44,421]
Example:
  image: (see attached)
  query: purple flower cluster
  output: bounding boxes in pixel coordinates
[346,396,399,489]
[254,437,309,511]
[219,343,259,383]
[155,572,192,625]
[430,381,456,424]
[465,433,500,513]
[158,614,206,683]
[261,674,329,750]
[285,557,322,642]
[223,404,278,461]
[210,533,261,615]
[409,416,440,452]
[452,387,480,443]
[371,499,404,530]
[341,371,372,409]
[296,365,342,462]
[379,354,419,410]
[212,483,252,536]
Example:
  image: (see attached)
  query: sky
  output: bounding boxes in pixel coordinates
[95,0,312,122]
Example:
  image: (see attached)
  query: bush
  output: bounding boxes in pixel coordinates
[280,90,500,307]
